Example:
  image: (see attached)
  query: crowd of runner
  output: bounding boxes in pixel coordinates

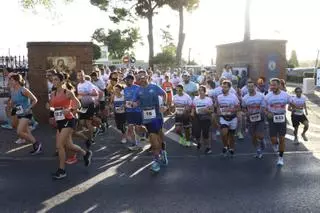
[3,64,310,179]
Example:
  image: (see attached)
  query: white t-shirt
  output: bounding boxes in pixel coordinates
[242,92,266,115]
[217,93,240,116]
[265,91,292,114]
[170,76,181,88]
[291,96,306,115]
[173,93,192,107]
[77,80,97,105]
[92,79,106,101]
[221,69,233,81]
[192,96,213,115]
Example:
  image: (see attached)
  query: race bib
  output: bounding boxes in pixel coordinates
[54,110,65,121]
[79,107,88,114]
[125,101,133,108]
[165,87,171,92]
[196,106,206,114]
[15,105,24,115]
[143,109,156,120]
[273,114,285,123]
[249,113,261,122]
[176,107,184,115]
[294,109,304,116]
[220,108,231,116]
[115,106,125,114]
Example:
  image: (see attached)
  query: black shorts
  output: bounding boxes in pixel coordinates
[126,112,142,125]
[145,118,163,134]
[175,114,191,127]
[193,117,211,139]
[79,103,95,120]
[17,114,33,120]
[57,118,76,132]
[291,114,308,128]
[268,118,287,137]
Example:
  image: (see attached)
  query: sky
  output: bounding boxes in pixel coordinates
[0,0,320,65]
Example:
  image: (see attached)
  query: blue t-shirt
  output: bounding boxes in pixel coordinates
[137,84,165,122]
[124,84,141,112]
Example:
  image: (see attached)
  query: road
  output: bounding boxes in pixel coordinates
[1,85,320,213]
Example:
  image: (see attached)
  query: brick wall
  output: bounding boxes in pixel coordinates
[216,39,287,82]
[27,42,94,124]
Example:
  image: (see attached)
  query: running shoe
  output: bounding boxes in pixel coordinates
[83,150,93,167]
[160,150,168,166]
[121,137,127,144]
[216,131,220,136]
[222,147,228,157]
[185,141,192,147]
[66,155,78,165]
[1,123,13,129]
[52,168,67,180]
[30,142,42,155]
[15,138,26,144]
[197,142,201,150]
[151,160,161,173]
[301,133,308,142]
[294,137,300,144]
[255,149,263,159]
[205,148,212,155]
[179,136,186,146]
[276,157,284,166]
[85,139,92,149]
[228,149,235,158]
[128,144,142,151]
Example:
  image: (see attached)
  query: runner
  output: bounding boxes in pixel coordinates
[123,74,143,150]
[289,87,309,143]
[242,80,266,158]
[216,80,240,157]
[265,78,292,166]
[171,84,192,147]
[192,85,214,154]
[181,72,198,98]
[112,84,127,143]
[76,70,98,148]
[135,71,168,173]
[8,73,42,154]
[50,72,92,179]
[162,75,173,109]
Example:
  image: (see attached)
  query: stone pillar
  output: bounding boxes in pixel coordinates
[27,42,93,124]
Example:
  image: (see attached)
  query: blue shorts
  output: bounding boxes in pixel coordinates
[126,112,142,125]
[145,118,163,134]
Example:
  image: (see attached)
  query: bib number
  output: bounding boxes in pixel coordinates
[54,110,65,121]
[115,106,125,114]
[143,109,156,120]
[176,107,184,115]
[196,106,206,114]
[294,109,304,116]
[249,113,261,122]
[79,107,88,114]
[125,101,133,108]
[165,87,171,92]
[15,105,24,115]
[273,114,285,123]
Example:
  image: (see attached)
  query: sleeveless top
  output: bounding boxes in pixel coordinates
[50,89,74,120]
[11,87,31,115]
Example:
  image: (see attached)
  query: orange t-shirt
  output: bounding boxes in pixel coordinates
[162,82,173,103]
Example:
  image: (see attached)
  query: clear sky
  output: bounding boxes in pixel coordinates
[0,0,319,65]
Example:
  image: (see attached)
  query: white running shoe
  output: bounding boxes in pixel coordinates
[128,144,142,151]
[237,132,244,140]
[121,137,127,144]
[277,157,284,166]
[272,144,279,153]
[15,138,26,144]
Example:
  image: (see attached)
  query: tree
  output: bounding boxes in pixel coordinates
[93,44,101,60]
[168,0,199,67]
[92,28,140,60]
[288,50,299,68]
[153,28,176,68]
[90,0,168,68]
[21,0,72,9]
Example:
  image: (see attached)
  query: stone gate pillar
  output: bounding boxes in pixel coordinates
[27,42,93,124]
